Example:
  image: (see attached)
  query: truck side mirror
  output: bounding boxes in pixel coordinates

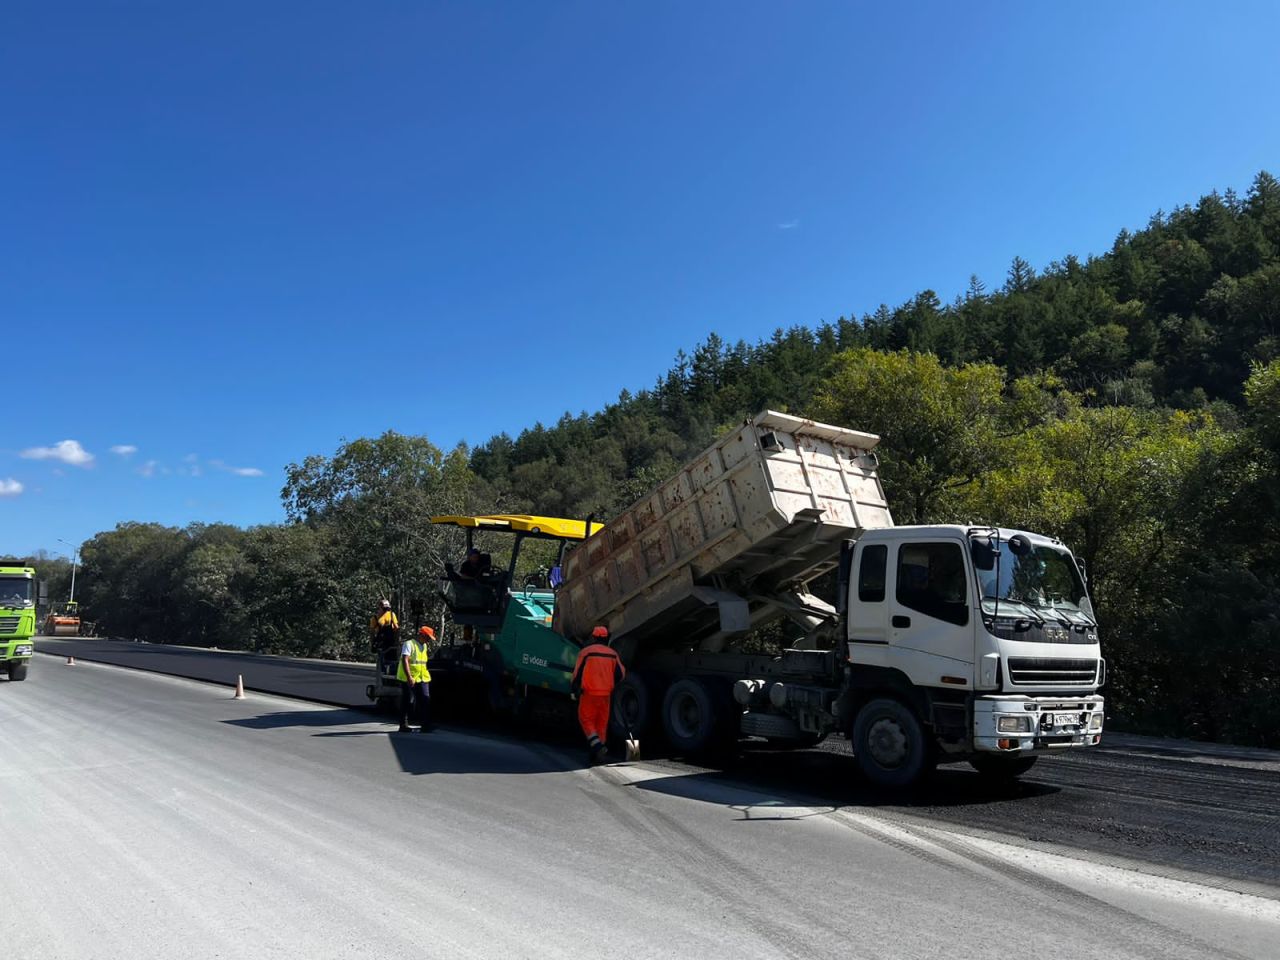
[1075,556,1088,583]
[969,538,995,571]
[37,580,48,605]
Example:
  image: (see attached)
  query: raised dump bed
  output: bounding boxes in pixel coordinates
[553,411,893,651]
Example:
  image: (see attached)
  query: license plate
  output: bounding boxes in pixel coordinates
[1054,713,1081,726]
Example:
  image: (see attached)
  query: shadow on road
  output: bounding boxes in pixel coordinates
[223,708,377,730]
[630,761,1059,813]
[222,705,1054,804]
[385,727,587,777]
[222,707,590,776]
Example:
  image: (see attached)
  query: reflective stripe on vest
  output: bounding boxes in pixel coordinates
[397,640,431,683]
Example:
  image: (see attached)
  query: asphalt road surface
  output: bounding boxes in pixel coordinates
[3,652,1278,958]
[34,636,1280,893]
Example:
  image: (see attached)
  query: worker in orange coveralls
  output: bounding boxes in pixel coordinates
[571,626,625,765]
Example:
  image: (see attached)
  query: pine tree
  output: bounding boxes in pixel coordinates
[1005,256,1035,293]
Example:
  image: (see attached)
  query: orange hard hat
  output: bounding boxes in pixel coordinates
[418,625,436,640]
[591,625,609,639]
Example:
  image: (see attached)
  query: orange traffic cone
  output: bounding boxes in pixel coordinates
[233,674,246,700]
[66,655,76,666]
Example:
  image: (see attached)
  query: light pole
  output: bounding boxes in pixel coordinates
[56,538,79,604]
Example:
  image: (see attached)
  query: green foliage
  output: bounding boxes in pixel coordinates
[77,435,478,659]
[282,431,475,630]
[25,550,75,608]
[809,349,1007,523]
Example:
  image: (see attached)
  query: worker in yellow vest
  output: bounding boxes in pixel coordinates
[397,625,434,733]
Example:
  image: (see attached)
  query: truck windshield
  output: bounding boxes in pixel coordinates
[972,541,1093,621]
[0,576,33,608]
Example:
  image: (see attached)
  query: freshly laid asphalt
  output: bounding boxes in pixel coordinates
[3,654,1278,960]
[29,636,1280,895]
[35,636,375,706]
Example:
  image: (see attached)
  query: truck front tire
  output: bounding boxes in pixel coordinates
[8,661,29,682]
[852,697,935,788]
[660,678,721,755]
[969,754,1038,781]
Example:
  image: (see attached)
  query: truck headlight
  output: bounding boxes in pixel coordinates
[14,645,32,657]
[997,715,1032,734]
[1089,713,1104,731]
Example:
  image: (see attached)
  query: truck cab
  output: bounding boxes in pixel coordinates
[838,525,1104,784]
[0,565,41,681]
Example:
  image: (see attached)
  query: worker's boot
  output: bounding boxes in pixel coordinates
[593,743,610,765]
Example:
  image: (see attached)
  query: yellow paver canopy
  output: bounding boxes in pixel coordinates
[430,514,603,541]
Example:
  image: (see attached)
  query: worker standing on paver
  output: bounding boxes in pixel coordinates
[570,626,625,764]
[398,625,434,733]
[369,599,400,683]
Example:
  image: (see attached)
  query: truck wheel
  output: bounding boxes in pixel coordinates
[970,755,1037,780]
[610,673,651,738]
[852,698,935,788]
[661,678,720,755]
[8,662,29,682]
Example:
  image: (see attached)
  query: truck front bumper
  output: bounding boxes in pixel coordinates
[2,640,34,662]
[973,694,1104,753]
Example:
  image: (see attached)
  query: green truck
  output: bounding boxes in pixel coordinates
[0,564,42,681]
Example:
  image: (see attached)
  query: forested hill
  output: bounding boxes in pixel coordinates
[58,170,1280,747]
[471,170,1280,522]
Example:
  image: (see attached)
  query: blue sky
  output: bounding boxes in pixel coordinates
[4,1,1279,557]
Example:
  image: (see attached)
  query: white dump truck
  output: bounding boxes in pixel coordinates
[553,411,1104,786]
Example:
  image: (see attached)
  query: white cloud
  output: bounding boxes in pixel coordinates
[110,444,138,456]
[777,219,799,230]
[137,460,159,478]
[0,478,22,497]
[20,439,95,467]
[209,459,263,478]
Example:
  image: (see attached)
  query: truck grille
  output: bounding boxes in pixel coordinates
[0,616,19,634]
[1008,657,1097,685]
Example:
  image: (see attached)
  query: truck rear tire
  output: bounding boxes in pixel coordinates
[8,662,29,681]
[611,673,651,739]
[852,697,935,788]
[969,755,1038,780]
[660,678,721,755]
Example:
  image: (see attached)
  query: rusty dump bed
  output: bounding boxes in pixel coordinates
[553,411,893,647]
